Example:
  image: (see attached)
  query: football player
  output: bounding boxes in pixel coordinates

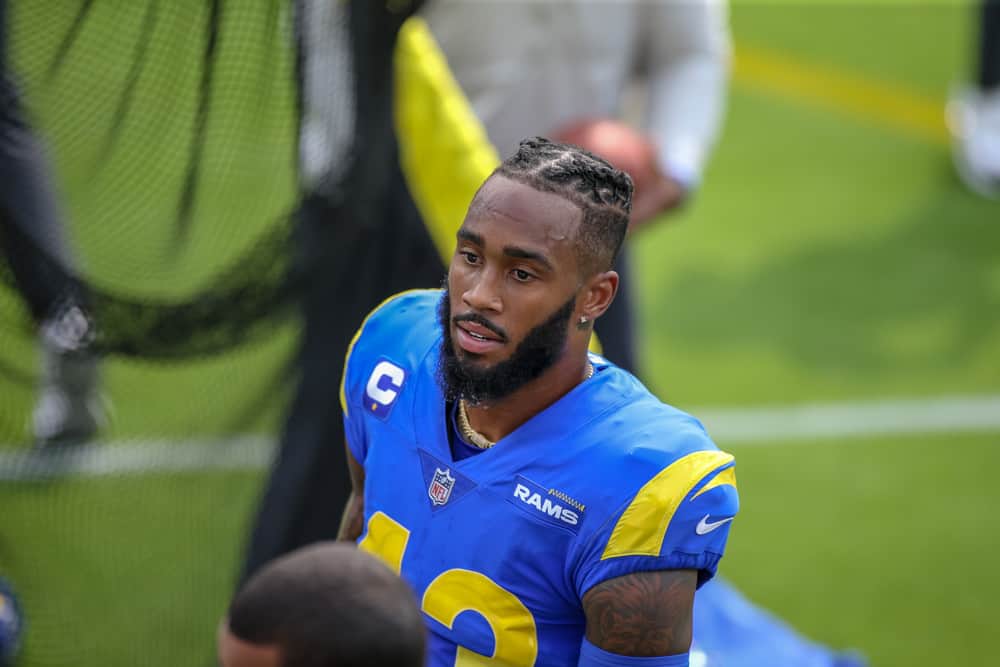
[338,138,738,667]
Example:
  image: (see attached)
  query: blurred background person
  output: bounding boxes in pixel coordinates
[423,0,730,376]
[238,2,497,583]
[950,0,1000,197]
[239,0,443,582]
[0,0,102,448]
[219,542,425,667]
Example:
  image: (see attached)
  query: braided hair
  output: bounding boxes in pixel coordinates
[495,136,633,276]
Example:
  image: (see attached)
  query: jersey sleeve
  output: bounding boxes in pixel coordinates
[571,448,739,599]
[340,318,371,464]
[339,289,441,464]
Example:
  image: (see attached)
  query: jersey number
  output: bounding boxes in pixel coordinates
[360,511,538,666]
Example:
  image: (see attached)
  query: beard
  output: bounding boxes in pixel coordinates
[436,288,577,405]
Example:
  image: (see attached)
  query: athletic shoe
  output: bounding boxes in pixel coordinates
[948,85,1000,198]
[31,304,106,448]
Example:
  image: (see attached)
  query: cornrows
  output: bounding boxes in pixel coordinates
[499,136,633,213]
[497,137,632,275]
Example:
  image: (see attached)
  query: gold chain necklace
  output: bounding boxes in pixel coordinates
[457,363,594,449]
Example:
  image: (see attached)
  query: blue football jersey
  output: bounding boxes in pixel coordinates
[341,290,739,667]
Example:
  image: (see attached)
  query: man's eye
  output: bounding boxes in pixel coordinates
[462,251,480,265]
[512,269,533,282]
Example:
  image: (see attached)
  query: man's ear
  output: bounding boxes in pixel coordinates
[579,270,619,324]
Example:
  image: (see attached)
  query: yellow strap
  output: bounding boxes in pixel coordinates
[691,465,737,501]
[394,17,500,263]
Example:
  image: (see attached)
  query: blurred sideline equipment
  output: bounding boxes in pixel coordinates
[949,0,1000,197]
[219,542,425,667]
[238,3,499,583]
[693,579,867,667]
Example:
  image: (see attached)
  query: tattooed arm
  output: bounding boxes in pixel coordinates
[581,569,697,658]
[336,443,366,541]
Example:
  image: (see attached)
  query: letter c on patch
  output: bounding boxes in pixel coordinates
[364,360,406,419]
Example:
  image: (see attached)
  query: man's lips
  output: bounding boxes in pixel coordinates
[453,317,507,355]
[455,326,504,354]
[456,320,504,342]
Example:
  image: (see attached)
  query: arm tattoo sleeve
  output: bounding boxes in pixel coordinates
[582,569,697,657]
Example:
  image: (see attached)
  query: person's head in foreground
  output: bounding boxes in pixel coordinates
[438,136,633,406]
[217,542,425,667]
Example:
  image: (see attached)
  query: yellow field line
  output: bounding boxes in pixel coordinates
[733,42,949,145]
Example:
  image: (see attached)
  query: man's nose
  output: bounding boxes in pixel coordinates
[462,269,503,313]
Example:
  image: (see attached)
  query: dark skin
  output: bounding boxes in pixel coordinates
[447,175,613,440]
[338,453,365,542]
[217,619,282,667]
[583,570,696,656]
[339,174,696,659]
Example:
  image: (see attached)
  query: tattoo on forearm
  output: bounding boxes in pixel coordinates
[582,569,696,656]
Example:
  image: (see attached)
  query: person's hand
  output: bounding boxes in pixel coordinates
[628,168,687,232]
[550,118,687,232]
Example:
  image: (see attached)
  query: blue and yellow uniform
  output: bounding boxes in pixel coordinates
[341,290,739,667]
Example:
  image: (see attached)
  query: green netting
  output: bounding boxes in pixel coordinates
[0,2,330,664]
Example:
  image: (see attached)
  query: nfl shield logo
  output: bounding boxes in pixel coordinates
[428,467,456,506]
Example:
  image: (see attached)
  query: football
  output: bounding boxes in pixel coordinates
[551,118,659,190]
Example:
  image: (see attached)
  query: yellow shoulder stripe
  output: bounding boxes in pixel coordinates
[691,465,737,501]
[602,450,735,560]
[339,288,428,418]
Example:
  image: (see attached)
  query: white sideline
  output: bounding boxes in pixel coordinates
[0,435,274,481]
[696,394,1000,444]
[1,394,998,480]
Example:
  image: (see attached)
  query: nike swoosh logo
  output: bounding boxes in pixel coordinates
[695,514,734,535]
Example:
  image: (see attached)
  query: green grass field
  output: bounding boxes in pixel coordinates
[1,1,998,666]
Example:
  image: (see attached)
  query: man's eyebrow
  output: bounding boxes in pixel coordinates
[503,245,554,272]
[458,228,555,272]
[456,229,484,246]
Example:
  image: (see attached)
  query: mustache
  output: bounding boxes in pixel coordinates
[452,312,509,343]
